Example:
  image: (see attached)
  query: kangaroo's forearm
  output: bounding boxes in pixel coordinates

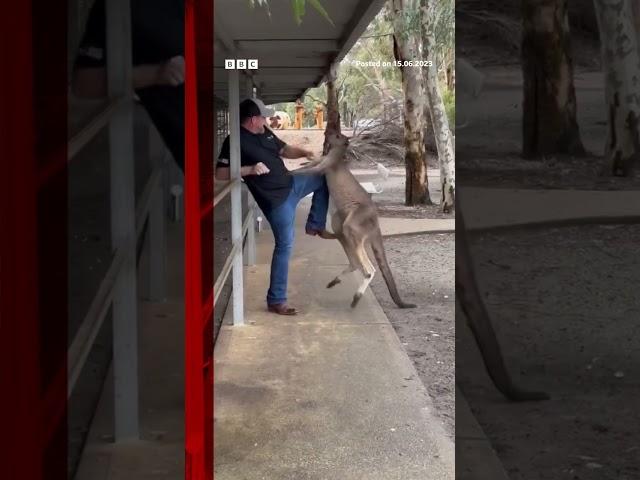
[282,145,311,159]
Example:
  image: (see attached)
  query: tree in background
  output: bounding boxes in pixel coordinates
[263,0,456,206]
[593,0,640,176]
[521,0,585,158]
[392,0,432,205]
[421,0,455,212]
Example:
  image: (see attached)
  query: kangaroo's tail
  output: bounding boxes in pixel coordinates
[370,229,416,309]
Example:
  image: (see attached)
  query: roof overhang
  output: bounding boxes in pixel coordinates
[214,0,386,105]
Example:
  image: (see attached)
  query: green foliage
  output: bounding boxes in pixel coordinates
[249,0,334,25]
[432,0,454,61]
[305,0,334,26]
[441,88,455,125]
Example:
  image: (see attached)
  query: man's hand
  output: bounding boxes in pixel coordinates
[157,56,185,86]
[73,56,186,98]
[304,150,316,161]
[252,162,270,175]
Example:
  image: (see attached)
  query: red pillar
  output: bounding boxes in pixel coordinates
[185,0,214,478]
[1,1,68,478]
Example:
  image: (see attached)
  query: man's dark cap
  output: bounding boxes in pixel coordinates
[239,98,275,122]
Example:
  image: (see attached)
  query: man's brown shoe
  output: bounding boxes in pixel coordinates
[305,226,336,239]
[267,303,298,315]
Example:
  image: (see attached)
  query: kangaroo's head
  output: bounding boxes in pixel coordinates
[327,132,350,150]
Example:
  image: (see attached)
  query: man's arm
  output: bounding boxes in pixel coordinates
[280,144,315,159]
[72,56,185,98]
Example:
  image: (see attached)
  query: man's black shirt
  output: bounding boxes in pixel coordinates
[217,128,293,213]
[75,0,184,171]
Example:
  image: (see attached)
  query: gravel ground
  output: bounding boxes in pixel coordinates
[457,224,640,479]
[454,51,640,476]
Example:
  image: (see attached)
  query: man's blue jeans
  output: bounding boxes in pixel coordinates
[264,174,329,305]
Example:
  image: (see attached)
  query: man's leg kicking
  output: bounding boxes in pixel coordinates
[290,175,331,236]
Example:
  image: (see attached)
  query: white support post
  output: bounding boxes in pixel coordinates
[229,69,245,325]
[244,76,257,266]
[106,0,139,440]
[148,125,167,301]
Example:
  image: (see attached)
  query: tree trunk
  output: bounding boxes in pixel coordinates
[392,0,431,205]
[593,0,640,176]
[521,0,585,158]
[421,0,455,213]
[446,65,454,91]
[322,64,342,155]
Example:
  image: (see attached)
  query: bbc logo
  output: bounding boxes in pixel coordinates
[225,59,258,70]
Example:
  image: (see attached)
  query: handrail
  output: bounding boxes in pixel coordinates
[200,178,239,220]
[67,248,126,396]
[213,178,239,206]
[38,98,126,188]
[68,98,125,160]
[67,164,163,397]
[212,208,252,307]
[135,166,164,238]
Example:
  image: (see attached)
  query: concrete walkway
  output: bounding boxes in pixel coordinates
[379,217,454,236]
[213,199,455,480]
[460,187,640,231]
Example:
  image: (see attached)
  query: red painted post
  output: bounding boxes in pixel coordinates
[185,0,214,478]
[1,1,67,478]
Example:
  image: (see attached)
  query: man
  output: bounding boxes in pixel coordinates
[72,0,185,171]
[216,98,331,315]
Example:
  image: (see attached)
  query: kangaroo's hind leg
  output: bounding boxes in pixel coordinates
[341,214,375,308]
[349,241,376,308]
[327,234,358,288]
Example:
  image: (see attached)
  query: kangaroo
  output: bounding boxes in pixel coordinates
[292,133,416,309]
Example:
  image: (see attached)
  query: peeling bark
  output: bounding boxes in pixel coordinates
[593,0,640,175]
[522,0,585,158]
[421,0,455,213]
[323,65,342,155]
[392,0,431,205]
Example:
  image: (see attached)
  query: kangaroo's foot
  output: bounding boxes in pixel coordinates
[327,278,341,288]
[351,292,363,308]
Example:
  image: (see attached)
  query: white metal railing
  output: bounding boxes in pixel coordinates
[68,98,125,160]
[66,0,167,441]
[213,208,253,306]
[213,178,238,208]
[67,161,165,396]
